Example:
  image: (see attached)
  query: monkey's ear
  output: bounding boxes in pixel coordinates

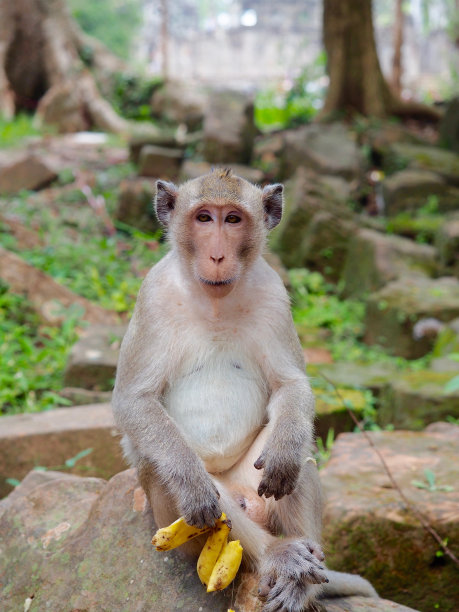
[262,183,283,230]
[155,180,178,227]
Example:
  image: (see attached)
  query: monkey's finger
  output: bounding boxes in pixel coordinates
[258,573,276,600]
[254,455,265,470]
[305,541,325,562]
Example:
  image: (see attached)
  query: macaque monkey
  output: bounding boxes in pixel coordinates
[112,168,377,611]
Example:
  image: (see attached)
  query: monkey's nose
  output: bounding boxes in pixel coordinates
[210,255,224,264]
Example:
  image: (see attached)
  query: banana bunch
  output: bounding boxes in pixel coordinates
[152,513,243,593]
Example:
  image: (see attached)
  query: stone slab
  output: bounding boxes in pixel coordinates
[321,426,459,611]
[0,403,126,498]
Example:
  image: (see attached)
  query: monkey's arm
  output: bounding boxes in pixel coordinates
[112,272,221,528]
[254,311,315,501]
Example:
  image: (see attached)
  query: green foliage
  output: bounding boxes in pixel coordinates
[411,468,454,492]
[0,285,80,415]
[255,54,327,131]
[68,0,142,59]
[111,72,162,121]
[315,428,334,467]
[0,114,44,148]
[33,448,94,472]
[289,268,429,370]
[444,374,459,394]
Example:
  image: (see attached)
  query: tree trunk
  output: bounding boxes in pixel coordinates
[391,0,404,96]
[320,0,440,122]
[0,0,129,133]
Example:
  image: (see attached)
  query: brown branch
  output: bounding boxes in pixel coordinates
[319,372,459,568]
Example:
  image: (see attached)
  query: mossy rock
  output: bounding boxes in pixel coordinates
[341,229,437,298]
[379,370,459,429]
[382,169,459,216]
[386,214,443,244]
[390,143,459,186]
[308,362,395,396]
[321,427,459,611]
[364,277,459,359]
[313,386,367,441]
[271,168,357,270]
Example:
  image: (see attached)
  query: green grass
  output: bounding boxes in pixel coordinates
[0,114,46,148]
[289,268,429,370]
[0,285,80,414]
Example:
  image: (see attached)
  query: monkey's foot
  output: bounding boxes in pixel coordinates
[258,538,328,612]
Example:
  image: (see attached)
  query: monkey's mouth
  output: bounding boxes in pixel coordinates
[199,277,234,287]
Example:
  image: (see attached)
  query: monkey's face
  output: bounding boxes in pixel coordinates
[185,203,255,299]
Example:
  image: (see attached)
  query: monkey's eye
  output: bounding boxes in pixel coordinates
[225,214,241,224]
[197,213,212,222]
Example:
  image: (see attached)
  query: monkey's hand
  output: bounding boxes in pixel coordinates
[254,438,302,500]
[177,471,222,529]
[258,538,328,612]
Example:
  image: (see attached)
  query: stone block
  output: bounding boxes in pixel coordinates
[364,277,459,358]
[0,467,416,611]
[379,371,459,429]
[281,122,364,181]
[0,154,58,195]
[64,324,126,390]
[0,403,126,498]
[203,89,256,164]
[342,229,437,298]
[382,169,459,215]
[321,426,459,611]
[115,177,160,233]
[138,144,184,179]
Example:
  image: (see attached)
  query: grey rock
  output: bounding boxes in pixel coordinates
[321,427,459,611]
[364,277,459,358]
[342,229,437,298]
[0,403,125,498]
[138,144,184,180]
[64,324,126,390]
[382,169,459,215]
[115,177,160,233]
[391,142,459,186]
[0,153,58,195]
[151,79,207,131]
[281,122,364,181]
[379,370,459,429]
[439,96,459,153]
[203,89,256,164]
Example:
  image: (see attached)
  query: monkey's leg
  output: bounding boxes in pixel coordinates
[216,429,328,611]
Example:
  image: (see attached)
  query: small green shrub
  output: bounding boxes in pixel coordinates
[0,285,80,415]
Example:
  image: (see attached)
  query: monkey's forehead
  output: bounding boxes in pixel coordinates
[177,170,261,209]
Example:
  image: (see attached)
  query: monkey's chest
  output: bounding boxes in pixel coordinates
[163,355,268,473]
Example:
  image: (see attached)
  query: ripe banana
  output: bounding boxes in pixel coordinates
[197,513,231,586]
[151,516,212,551]
[207,539,243,593]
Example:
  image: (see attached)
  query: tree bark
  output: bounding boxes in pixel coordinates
[320,0,440,122]
[391,0,404,96]
[0,0,129,134]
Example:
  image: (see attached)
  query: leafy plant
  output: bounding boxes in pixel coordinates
[411,469,454,492]
[0,114,45,148]
[315,428,335,467]
[255,53,327,131]
[0,286,80,415]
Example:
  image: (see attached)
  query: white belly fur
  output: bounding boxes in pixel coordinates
[164,353,268,473]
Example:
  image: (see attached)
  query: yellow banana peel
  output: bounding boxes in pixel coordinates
[207,539,243,593]
[197,513,231,586]
[151,516,212,551]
